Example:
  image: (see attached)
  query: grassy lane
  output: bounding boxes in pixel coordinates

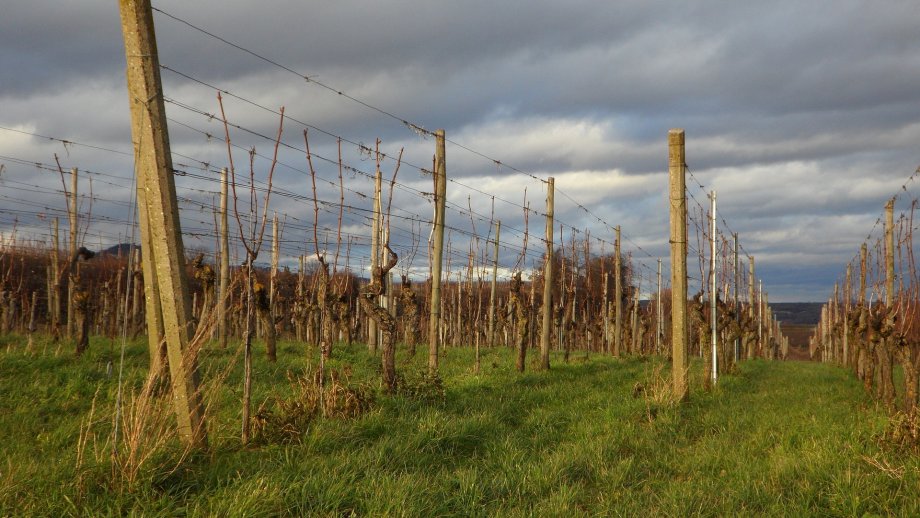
[1,337,918,516]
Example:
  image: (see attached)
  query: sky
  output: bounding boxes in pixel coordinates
[1,1,919,302]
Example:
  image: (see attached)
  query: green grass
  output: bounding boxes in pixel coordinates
[1,334,918,516]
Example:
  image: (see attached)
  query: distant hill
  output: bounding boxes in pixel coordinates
[770,302,823,325]
[100,243,139,257]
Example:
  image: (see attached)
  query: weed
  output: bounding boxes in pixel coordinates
[396,371,446,403]
[252,367,374,445]
[880,411,920,452]
[636,361,680,422]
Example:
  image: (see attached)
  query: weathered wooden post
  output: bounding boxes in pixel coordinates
[656,258,662,355]
[669,129,689,400]
[844,262,851,367]
[428,129,447,376]
[630,290,640,354]
[218,168,230,348]
[119,0,207,447]
[369,163,382,353]
[880,198,896,406]
[733,233,740,362]
[832,283,839,363]
[885,198,895,305]
[614,225,622,356]
[859,243,867,304]
[747,256,755,359]
[758,280,764,351]
[540,178,554,370]
[27,291,38,351]
[599,265,608,353]
[710,191,718,384]
[67,168,78,340]
[50,218,60,339]
[488,220,500,347]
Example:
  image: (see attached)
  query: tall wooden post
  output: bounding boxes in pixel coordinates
[844,262,851,366]
[821,304,829,362]
[709,191,718,384]
[748,256,755,359]
[369,166,382,353]
[427,129,447,375]
[656,258,662,355]
[630,290,640,354]
[271,213,279,313]
[885,198,895,306]
[614,225,622,356]
[758,280,764,347]
[748,257,755,317]
[119,0,207,447]
[50,218,60,337]
[218,168,230,348]
[764,291,771,357]
[488,220,500,346]
[668,129,689,400]
[603,272,610,354]
[67,168,78,340]
[733,233,740,362]
[832,283,839,363]
[540,178,554,370]
[859,243,867,304]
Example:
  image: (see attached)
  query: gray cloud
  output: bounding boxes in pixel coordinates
[2,0,920,302]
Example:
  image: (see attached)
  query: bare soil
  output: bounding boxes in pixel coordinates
[781,323,815,361]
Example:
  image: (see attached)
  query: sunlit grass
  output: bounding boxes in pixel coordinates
[1,334,918,516]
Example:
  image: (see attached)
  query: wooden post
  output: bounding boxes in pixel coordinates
[821,304,829,362]
[427,129,447,375]
[540,178,554,370]
[748,257,755,315]
[582,232,591,353]
[67,168,78,340]
[603,271,610,354]
[758,280,764,349]
[630,290,640,354]
[488,220,500,347]
[832,282,839,363]
[885,198,895,306]
[733,233,740,362]
[119,0,207,447]
[859,243,867,304]
[614,225,622,356]
[844,262,852,367]
[668,129,689,399]
[369,165,382,353]
[709,191,717,384]
[27,291,38,350]
[748,256,755,359]
[764,291,771,358]
[656,258,662,355]
[882,198,897,407]
[50,218,60,338]
[218,168,230,348]
[271,213,279,317]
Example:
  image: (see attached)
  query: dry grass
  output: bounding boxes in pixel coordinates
[634,362,683,422]
[251,367,375,445]
[73,293,232,496]
[881,410,920,452]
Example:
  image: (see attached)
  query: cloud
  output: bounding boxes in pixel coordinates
[2,0,920,303]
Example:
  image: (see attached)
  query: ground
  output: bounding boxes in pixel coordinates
[0,335,918,516]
